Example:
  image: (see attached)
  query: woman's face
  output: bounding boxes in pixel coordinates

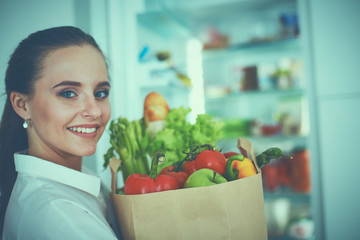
[26,44,111,168]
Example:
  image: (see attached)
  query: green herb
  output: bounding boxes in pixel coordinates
[148,107,224,172]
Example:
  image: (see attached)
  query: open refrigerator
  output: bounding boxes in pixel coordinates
[131,0,315,239]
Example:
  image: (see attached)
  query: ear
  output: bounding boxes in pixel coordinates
[9,91,30,120]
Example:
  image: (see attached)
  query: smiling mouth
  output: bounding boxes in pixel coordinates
[68,127,97,133]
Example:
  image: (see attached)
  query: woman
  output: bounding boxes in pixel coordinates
[0,26,120,239]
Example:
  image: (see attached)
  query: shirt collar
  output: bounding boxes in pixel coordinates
[14,153,101,197]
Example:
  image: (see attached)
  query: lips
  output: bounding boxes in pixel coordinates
[69,127,97,133]
[67,124,99,138]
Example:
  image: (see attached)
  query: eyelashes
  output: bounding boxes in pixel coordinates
[58,88,110,99]
[94,89,109,99]
[59,89,77,99]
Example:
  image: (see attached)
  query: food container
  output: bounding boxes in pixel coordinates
[110,137,268,240]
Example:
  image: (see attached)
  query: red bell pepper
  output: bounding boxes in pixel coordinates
[124,152,180,195]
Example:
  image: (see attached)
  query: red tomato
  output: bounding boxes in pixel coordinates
[124,173,179,195]
[159,165,189,188]
[159,166,175,175]
[182,161,197,175]
[161,171,189,188]
[195,150,227,175]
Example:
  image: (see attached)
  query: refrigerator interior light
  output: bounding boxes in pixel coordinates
[186,38,205,123]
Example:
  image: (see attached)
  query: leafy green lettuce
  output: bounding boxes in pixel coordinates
[148,107,224,171]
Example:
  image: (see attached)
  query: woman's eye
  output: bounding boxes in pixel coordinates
[95,89,109,99]
[59,90,76,99]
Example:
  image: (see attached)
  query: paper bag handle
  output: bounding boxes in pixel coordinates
[109,157,121,194]
[237,137,260,172]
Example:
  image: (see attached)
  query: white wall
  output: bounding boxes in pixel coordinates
[307,0,360,239]
[0,0,76,113]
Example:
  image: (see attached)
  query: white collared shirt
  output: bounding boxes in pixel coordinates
[2,153,119,240]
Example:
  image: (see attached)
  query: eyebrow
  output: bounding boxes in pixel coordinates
[52,81,110,88]
[97,81,111,88]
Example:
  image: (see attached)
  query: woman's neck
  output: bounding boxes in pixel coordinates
[28,147,83,171]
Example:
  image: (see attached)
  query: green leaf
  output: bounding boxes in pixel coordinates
[148,107,224,172]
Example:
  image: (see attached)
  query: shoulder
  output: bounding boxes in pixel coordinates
[5,175,118,239]
[5,186,118,239]
[38,199,118,239]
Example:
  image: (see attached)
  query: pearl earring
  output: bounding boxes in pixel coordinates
[23,117,29,129]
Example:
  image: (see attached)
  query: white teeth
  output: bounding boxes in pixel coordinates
[69,127,96,133]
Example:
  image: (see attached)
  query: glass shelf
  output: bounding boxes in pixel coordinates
[202,38,301,60]
[269,236,312,240]
[264,191,310,204]
[137,11,191,38]
[221,134,307,142]
[246,135,308,145]
[139,80,191,93]
[217,136,308,156]
[205,88,305,101]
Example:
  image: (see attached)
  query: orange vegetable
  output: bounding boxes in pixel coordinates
[232,157,256,179]
[224,154,256,181]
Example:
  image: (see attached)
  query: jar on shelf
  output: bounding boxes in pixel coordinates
[290,148,311,193]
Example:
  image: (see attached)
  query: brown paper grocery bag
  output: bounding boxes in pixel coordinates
[110,137,268,240]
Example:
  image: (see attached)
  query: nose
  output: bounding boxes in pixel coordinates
[81,96,101,119]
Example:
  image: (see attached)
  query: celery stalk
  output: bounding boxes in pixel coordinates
[104,117,150,183]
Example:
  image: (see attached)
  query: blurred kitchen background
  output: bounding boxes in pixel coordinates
[0,0,359,239]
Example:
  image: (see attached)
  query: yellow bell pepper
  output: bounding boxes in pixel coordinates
[224,154,256,181]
